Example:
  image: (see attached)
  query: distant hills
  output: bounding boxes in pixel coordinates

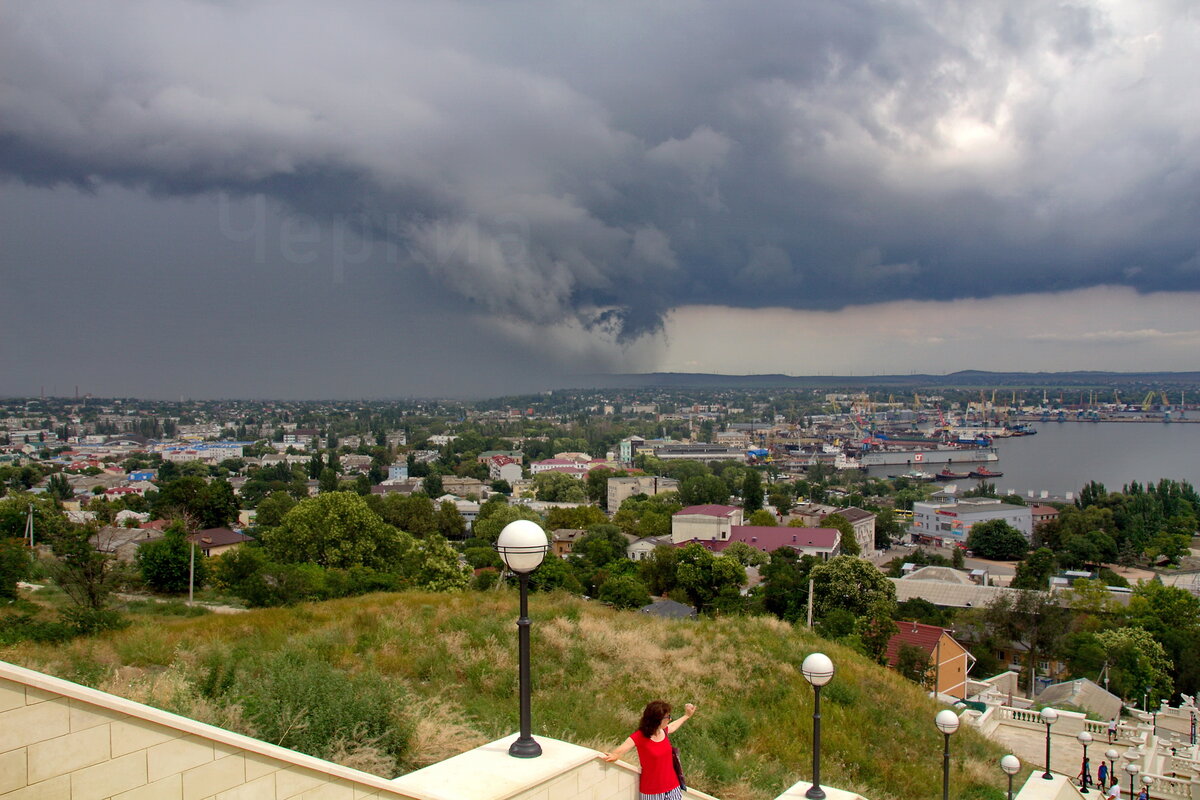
[569,370,1200,389]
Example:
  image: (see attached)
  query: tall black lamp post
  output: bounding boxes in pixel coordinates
[935,710,960,800]
[1001,754,1021,800]
[1106,748,1119,787]
[1078,730,1093,793]
[802,652,835,800]
[1041,707,1059,779]
[1124,762,1140,800]
[1141,774,1154,800]
[495,519,550,758]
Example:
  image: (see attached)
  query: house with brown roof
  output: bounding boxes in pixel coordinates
[885,620,975,700]
[187,528,253,557]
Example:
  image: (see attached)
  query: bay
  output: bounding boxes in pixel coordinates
[982,421,1200,499]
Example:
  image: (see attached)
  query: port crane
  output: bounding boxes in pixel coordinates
[1142,391,1157,411]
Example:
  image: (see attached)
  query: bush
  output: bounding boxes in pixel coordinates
[0,538,31,599]
[137,531,209,594]
[238,651,411,772]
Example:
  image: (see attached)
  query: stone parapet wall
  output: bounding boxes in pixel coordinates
[0,659,428,800]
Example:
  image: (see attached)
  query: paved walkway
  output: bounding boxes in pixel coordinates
[986,727,1141,788]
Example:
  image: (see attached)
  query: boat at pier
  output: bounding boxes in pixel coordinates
[857,447,998,467]
[968,466,1004,479]
[934,468,971,481]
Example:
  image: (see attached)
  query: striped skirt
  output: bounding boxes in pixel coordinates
[641,788,683,800]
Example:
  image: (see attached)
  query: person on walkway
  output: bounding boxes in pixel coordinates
[1080,757,1092,790]
[1107,778,1122,800]
[1108,717,1119,743]
[601,700,698,800]
[1098,760,1109,789]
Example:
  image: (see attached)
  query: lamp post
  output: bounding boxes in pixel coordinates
[1141,774,1154,800]
[1001,755,1021,800]
[936,710,960,800]
[801,652,835,800]
[1078,731,1093,793]
[1124,762,1140,800]
[1106,749,1119,788]
[494,519,549,758]
[1041,707,1059,779]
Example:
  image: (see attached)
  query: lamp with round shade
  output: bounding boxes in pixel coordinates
[1001,755,1021,800]
[936,710,960,800]
[1041,708,1059,779]
[494,520,550,758]
[801,654,834,800]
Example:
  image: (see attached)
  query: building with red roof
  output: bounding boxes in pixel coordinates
[680,525,841,560]
[885,620,975,700]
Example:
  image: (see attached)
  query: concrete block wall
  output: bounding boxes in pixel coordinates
[0,660,430,800]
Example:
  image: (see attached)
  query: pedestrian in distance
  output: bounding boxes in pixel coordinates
[601,700,697,800]
[1080,757,1092,790]
[1108,717,1119,743]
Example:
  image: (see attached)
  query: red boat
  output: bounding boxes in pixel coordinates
[969,467,1004,479]
[935,468,970,481]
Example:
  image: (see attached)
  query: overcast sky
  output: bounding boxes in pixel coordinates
[2,0,1198,398]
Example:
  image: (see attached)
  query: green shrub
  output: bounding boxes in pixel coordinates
[238,651,410,772]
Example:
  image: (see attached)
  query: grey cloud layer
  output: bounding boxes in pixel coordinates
[3,0,1198,342]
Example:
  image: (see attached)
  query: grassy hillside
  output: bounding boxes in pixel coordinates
[0,590,1019,800]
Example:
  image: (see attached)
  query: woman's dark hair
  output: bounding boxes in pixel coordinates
[639,700,672,738]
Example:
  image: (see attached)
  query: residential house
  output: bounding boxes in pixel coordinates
[440,476,487,499]
[885,621,976,700]
[187,528,253,557]
[681,526,841,561]
[551,529,587,557]
[671,505,743,544]
[1031,504,1061,528]
[89,526,163,562]
[485,455,523,485]
[626,536,672,561]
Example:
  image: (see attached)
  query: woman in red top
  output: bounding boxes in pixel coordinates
[600,700,697,800]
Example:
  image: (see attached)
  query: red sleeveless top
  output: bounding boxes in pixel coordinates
[630,730,678,794]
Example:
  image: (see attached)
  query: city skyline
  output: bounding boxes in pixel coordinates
[2,1,1199,398]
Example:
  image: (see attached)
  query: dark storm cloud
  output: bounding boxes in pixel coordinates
[2,0,1199,343]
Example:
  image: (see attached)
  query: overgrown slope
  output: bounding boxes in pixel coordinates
[1,591,1017,800]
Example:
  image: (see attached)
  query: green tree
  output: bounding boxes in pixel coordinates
[533,471,587,502]
[375,494,437,538]
[896,642,934,688]
[0,538,31,599]
[573,526,629,568]
[678,475,730,507]
[983,590,1071,697]
[823,513,859,557]
[544,505,608,531]
[137,526,209,594]
[46,472,73,502]
[598,575,652,610]
[472,504,544,544]
[742,470,764,514]
[747,509,778,527]
[194,479,238,529]
[722,541,768,567]
[254,491,297,530]
[422,473,444,498]
[263,492,412,570]
[1011,547,1057,590]
[318,468,340,494]
[47,527,123,612]
[1096,627,1173,706]
[674,543,746,614]
[436,500,467,539]
[403,534,470,591]
[967,519,1028,560]
[808,555,896,622]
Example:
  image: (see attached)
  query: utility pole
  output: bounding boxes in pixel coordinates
[25,504,34,548]
[188,540,195,606]
[807,578,814,627]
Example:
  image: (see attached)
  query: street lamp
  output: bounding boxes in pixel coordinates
[1124,762,1140,800]
[1106,749,1119,788]
[802,652,835,800]
[936,710,960,800]
[1041,707,1059,779]
[1078,731,1093,793]
[1141,774,1154,800]
[1001,754,1021,800]
[494,519,550,758]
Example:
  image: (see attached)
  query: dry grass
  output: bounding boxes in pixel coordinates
[1,589,1009,800]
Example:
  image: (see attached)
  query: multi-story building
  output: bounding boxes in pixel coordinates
[607,475,680,511]
[909,497,1033,546]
